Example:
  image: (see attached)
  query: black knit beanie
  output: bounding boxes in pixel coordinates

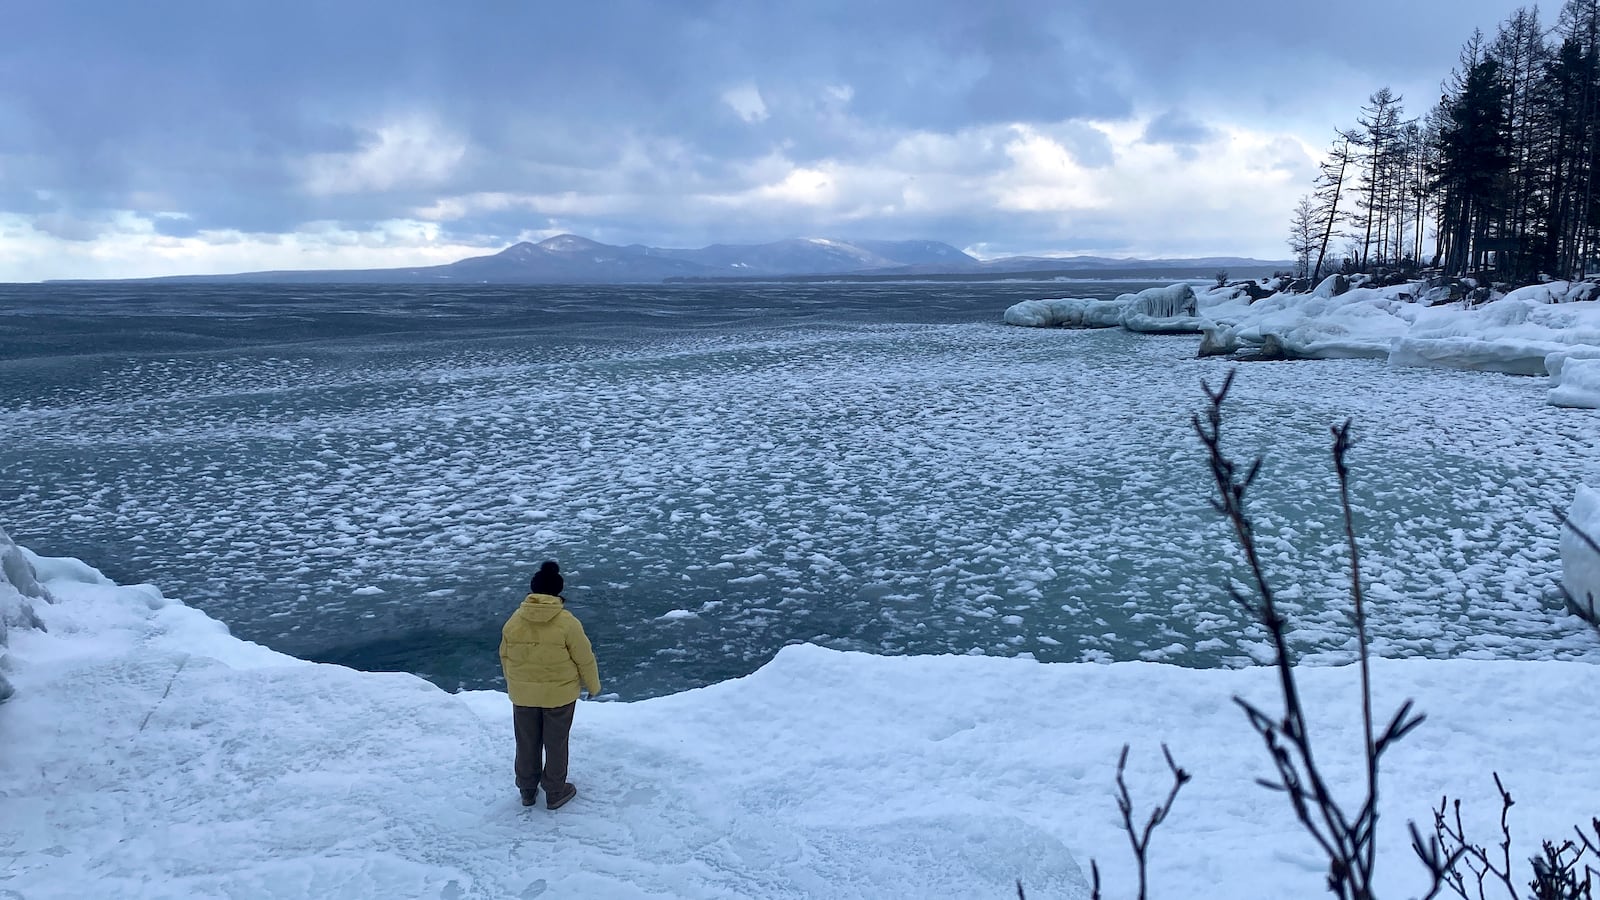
[530,560,564,595]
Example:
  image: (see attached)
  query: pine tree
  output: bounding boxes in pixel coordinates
[1434,57,1511,273]
[1352,88,1411,268]
[1312,132,1358,282]
[1288,196,1319,280]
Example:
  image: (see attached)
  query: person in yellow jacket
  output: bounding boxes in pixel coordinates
[499,560,601,810]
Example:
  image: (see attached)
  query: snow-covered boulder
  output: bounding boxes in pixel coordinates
[1197,325,1239,357]
[1548,348,1600,408]
[1502,281,1600,305]
[1208,288,1416,360]
[1002,297,1131,328]
[1311,273,1349,298]
[1562,485,1600,621]
[1392,292,1600,375]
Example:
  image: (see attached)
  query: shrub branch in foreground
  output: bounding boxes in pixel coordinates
[1026,373,1598,899]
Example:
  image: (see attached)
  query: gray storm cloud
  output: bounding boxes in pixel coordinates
[0,0,1536,274]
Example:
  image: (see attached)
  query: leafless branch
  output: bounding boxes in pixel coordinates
[1195,371,1436,900]
[1089,742,1192,900]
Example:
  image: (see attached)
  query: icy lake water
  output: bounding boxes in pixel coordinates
[2,281,1598,698]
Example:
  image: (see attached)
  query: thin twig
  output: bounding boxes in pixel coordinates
[1195,372,1435,900]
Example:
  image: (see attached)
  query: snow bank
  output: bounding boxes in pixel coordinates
[1390,294,1600,375]
[1006,278,1600,402]
[5,542,1600,899]
[1207,288,1419,360]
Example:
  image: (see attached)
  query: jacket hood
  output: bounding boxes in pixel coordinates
[519,592,566,623]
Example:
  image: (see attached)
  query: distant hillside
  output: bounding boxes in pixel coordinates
[61,235,1290,284]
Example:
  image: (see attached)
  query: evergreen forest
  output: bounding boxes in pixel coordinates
[1290,0,1600,284]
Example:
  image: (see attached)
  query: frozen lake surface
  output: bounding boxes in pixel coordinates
[3,282,1597,697]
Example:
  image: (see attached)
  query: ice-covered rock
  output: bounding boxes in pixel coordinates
[1549,350,1600,408]
[1130,283,1197,318]
[1208,288,1415,360]
[1197,325,1239,357]
[1120,284,1202,333]
[1392,293,1600,375]
[1002,296,1131,328]
[1502,281,1600,305]
[1311,273,1349,298]
[1562,485,1600,622]
[0,526,51,703]
[1123,313,1206,334]
[1005,276,1600,398]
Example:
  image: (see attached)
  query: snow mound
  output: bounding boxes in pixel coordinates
[6,540,1600,898]
[1199,287,1418,360]
[1562,485,1600,621]
[1390,295,1600,375]
[2,543,1091,899]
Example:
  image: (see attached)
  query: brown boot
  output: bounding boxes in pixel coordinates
[545,785,577,810]
[520,789,538,807]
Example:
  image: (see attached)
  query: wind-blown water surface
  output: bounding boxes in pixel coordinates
[2,281,1596,697]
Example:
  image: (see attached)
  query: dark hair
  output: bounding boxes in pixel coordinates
[530,560,564,595]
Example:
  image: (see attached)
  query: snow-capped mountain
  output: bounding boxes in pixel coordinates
[88,235,1287,284]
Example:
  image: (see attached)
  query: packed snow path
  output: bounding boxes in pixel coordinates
[4,551,1598,899]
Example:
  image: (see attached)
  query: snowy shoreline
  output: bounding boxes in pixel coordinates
[1004,276,1600,408]
[4,527,1599,898]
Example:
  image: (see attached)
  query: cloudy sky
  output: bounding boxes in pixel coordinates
[1,0,1538,280]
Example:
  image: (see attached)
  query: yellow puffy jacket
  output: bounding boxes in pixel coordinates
[499,593,601,707]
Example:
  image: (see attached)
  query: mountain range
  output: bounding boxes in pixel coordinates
[110,234,1289,284]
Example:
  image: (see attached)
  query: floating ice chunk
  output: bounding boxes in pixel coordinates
[657,609,698,621]
[1391,336,1552,375]
[353,586,386,596]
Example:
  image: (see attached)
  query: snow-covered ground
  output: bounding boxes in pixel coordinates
[4,531,1598,899]
[1005,276,1600,408]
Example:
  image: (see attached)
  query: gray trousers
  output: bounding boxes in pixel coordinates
[513,701,576,794]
